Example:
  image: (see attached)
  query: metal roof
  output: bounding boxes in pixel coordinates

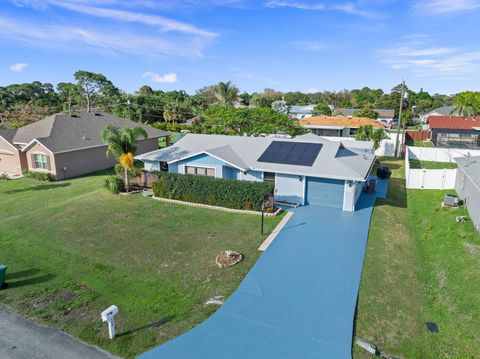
[2,111,169,153]
[455,156,480,192]
[136,134,376,181]
[428,116,480,130]
[289,105,316,114]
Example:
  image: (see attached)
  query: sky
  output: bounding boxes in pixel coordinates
[1,0,480,95]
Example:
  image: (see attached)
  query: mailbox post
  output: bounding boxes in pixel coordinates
[101,305,118,340]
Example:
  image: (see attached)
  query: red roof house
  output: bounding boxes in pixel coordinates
[427,116,480,149]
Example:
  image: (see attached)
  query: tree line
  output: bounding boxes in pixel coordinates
[0,70,477,131]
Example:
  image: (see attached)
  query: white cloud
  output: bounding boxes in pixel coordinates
[379,39,480,78]
[142,72,177,83]
[0,17,212,58]
[8,62,28,72]
[45,0,218,38]
[291,40,326,52]
[265,1,325,10]
[414,0,480,15]
[265,0,383,19]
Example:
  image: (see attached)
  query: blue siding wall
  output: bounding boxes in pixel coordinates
[306,177,344,208]
[224,167,240,180]
[175,153,228,178]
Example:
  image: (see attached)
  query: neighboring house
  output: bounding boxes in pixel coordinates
[427,116,480,149]
[288,105,317,119]
[136,133,376,212]
[333,108,395,125]
[455,156,480,231]
[375,108,396,124]
[0,111,169,179]
[298,116,386,137]
[419,105,458,124]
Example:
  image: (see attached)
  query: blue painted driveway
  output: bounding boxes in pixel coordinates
[139,192,377,359]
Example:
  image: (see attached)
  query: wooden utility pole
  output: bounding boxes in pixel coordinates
[395,80,405,157]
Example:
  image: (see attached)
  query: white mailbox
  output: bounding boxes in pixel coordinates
[101,305,118,340]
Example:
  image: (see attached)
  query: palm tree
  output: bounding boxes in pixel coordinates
[355,125,387,150]
[101,124,148,192]
[451,91,480,116]
[213,81,239,107]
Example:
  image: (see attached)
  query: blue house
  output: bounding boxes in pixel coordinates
[136,133,376,212]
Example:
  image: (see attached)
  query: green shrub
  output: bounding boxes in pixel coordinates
[103,175,125,194]
[23,170,54,181]
[0,173,10,180]
[151,173,274,211]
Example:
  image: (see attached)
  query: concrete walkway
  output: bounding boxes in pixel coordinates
[0,307,120,359]
[139,192,377,359]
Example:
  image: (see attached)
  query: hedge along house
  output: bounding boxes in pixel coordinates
[136,133,376,212]
[0,111,169,180]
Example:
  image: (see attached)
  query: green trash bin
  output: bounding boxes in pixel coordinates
[0,264,7,289]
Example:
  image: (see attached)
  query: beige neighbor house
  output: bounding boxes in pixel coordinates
[0,111,169,180]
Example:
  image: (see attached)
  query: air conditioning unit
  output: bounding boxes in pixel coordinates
[443,194,459,207]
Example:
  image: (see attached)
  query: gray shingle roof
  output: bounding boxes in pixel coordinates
[426,105,459,116]
[136,134,376,181]
[0,129,18,145]
[6,111,169,153]
[456,156,480,191]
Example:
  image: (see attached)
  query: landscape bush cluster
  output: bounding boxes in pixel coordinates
[23,170,53,181]
[152,172,274,211]
[103,175,125,194]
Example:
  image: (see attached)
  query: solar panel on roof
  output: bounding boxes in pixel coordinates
[258,141,322,167]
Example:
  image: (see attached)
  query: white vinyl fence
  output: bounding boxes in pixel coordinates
[408,146,480,163]
[405,146,480,189]
[320,132,401,157]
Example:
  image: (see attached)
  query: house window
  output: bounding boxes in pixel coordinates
[33,154,49,170]
[185,166,215,177]
[264,172,276,183]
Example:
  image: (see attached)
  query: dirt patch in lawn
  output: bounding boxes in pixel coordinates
[20,283,98,322]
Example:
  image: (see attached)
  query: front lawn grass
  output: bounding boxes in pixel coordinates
[0,171,283,358]
[354,158,480,358]
[409,159,457,169]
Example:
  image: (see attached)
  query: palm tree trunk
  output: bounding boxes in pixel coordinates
[124,166,129,193]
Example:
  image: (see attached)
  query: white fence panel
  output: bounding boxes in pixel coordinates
[408,147,480,163]
[320,136,397,157]
[405,147,459,189]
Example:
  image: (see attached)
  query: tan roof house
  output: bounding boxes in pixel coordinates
[0,111,169,180]
[298,116,386,137]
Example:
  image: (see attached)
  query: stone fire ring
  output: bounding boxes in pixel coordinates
[215,250,243,268]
